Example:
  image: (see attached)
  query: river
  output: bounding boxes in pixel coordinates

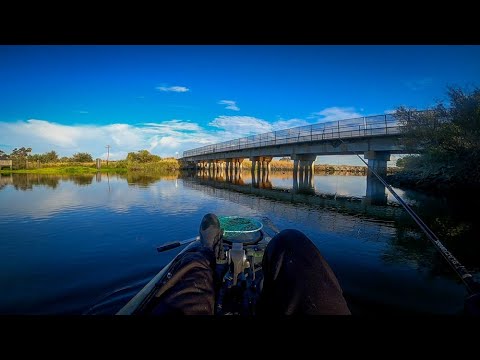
[0,171,478,314]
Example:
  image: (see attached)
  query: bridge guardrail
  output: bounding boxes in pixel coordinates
[183,112,419,158]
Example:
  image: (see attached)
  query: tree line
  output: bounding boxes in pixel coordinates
[0,148,176,170]
[0,148,95,168]
[392,85,480,191]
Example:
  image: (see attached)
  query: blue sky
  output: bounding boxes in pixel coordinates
[1,45,479,165]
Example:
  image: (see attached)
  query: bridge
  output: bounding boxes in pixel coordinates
[181,112,417,180]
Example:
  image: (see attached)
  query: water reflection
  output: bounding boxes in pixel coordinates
[0,173,60,190]
[365,176,387,205]
[120,171,179,187]
[0,170,478,314]
[0,172,180,191]
[182,174,473,313]
[185,171,480,281]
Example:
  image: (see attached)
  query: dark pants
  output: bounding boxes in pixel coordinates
[150,229,351,315]
[257,229,351,315]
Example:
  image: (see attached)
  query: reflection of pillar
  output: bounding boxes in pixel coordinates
[250,157,256,186]
[307,166,313,188]
[293,159,299,178]
[364,151,390,205]
[366,176,387,205]
[250,157,260,188]
[292,154,316,194]
[298,159,304,182]
[208,161,213,177]
[293,172,299,192]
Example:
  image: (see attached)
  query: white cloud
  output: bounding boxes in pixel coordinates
[209,116,273,137]
[272,118,310,131]
[1,119,101,148]
[143,120,202,132]
[218,100,240,111]
[0,107,370,160]
[310,107,363,122]
[0,118,221,160]
[156,86,190,93]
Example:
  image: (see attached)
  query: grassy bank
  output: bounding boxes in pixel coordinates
[126,158,179,172]
[0,159,179,175]
[0,166,127,175]
[1,158,399,176]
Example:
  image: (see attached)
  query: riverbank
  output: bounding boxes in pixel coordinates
[1,158,404,177]
[0,166,127,175]
[386,171,480,195]
[0,158,179,175]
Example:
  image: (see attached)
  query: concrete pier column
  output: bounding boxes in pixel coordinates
[239,158,244,172]
[364,151,390,178]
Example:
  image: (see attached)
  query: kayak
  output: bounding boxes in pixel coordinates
[117,216,280,315]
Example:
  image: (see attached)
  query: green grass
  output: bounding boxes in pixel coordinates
[0,166,127,175]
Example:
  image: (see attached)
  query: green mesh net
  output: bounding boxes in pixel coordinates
[218,216,263,239]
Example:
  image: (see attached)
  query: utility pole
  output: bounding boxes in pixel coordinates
[106,145,110,166]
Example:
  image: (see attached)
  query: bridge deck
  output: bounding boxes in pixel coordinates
[181,113,414,162]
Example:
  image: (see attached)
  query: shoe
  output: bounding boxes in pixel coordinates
[199,213,223,254]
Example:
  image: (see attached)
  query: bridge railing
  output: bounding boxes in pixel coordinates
[183,113,403,158]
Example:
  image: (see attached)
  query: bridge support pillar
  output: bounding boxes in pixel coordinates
[364,151,390,178]
[225,159,231,176]
[234,158,244,173]
[292,154,316,175]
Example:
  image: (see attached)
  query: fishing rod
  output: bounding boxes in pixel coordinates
[338,138,480,296]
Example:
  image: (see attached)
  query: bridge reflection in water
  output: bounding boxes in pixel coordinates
[194,164,388,206]
[189,170,403,223]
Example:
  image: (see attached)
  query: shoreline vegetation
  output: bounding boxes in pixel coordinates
[0,158,392,175]
[387,86,480,194]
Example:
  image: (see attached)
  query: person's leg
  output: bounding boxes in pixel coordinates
[146,214,223,315]
[257,229,351,315]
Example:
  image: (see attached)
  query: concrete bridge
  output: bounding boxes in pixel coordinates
[181,112,417,181]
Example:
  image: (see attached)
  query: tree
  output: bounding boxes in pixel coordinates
[126,150,161,163]
[71,152,93,162]
[43,150,59,163]
[394,86,480,188]
[28,150,59,163]
[10,147,32,169]
[0,150,8,160]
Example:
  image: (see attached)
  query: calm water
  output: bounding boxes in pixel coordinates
[0,171,478,314]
